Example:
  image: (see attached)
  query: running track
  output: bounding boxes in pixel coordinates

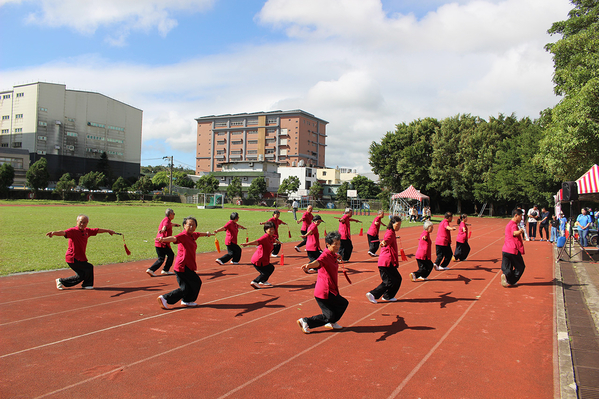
[0,217,556,398]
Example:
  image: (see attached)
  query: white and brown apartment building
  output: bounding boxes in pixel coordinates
[195,110,327,173]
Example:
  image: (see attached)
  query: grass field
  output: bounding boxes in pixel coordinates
[0,200,350,276]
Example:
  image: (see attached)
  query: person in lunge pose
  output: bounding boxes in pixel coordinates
[452,214,470,261]
[214,212,247,265]
[434,212,456,271]
[338,208,361,262]
[243,221,279,289]
[366,216,403,304]
[295,205,313,252]
[410,220,434,282]
[301,215,325,263]
[147,208,180,277]
[156,216,213,309]
[500,209,526,287]
[261,210,287,257]
[48,214,115,290]
[367,210,384,257]
[297,231,348,334]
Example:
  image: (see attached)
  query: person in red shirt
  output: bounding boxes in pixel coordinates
[47,214,115,290]
[453,214,470,261]
[297,231,348,334]
[156,216,213,309]
[260,210,287,257]
[146,208,180,277]
[366,216,402,304]
[214,212,247,265]
[295,205,313,252]
[501,209,526,287]
[434,212,457,271]
[338,208,361,262]
[367,210,384,256]
[410,220,435,282]
[301,214,324,264]
[242,221,279,289]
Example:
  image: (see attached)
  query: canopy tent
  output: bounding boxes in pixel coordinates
[391,185,430,201]
[576,164,599,196]
[389,185,430,219]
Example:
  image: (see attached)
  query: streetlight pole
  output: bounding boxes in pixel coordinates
[163,156,173,195]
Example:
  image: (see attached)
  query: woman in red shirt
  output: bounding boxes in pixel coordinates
[338,208,361,262]
[410,220,435,282]
[214,212,247,265]
[366,216,402,304]
[367,210,384,256]
[297,231,348,334]
[261,210,287,257]
[242,221,279,289]
[301,215,324,262]
[434,212,457,271]
[156,216,213,309]
[501,209,526,287]
[295,205,313,252]
[453,214,470,261]
[146,208,180,277]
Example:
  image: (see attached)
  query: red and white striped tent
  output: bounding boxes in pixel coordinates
[576,164,599,196]
[391,185,429,201]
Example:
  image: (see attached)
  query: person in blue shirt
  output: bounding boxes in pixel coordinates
[559,213,568,237]
[576,208,592,247]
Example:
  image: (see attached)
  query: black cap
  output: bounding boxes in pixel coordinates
[313,215,324,222]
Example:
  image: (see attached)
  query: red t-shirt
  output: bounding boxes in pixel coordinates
[378,229,398,267]
[155,217,173,248]
[306,223,321,251]
[173,231,201,272]
[367,216,382,237]
[64,227,99,263]
[435,219,451,246]
[267,217,284,239]
[415,230,432,260]
[251,233,275,267]
[502,220,525,255]
[300,211,313,231]
[313,248,339,299]
[224,220,239,245]
[339,214,351,240]
[456,221,468,244]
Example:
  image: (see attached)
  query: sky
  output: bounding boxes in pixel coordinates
[0,0,573,172]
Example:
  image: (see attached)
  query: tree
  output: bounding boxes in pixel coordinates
[112,176,129,202]
[152,171,169,189]
[350,175,380,199]
[26,157,50,195]
[309,181,323,199]
[196,174,220,193]
[79,171,105,191]
[0,163,14,198]
[132,176,154,201]
[226,177,243,200]
[248,176,267,200]
[96,152,112,186]
[54,173,76,200]
[336,181,350,202]
[173,171,194,188]
[278,176,301,196]
[540,0,599,180]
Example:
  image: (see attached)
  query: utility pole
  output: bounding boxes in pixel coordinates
[163,156,173,195]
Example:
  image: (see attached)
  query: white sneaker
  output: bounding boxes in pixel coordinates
[409,273,416,282]
[380,297,398,302]
[366,292,377,304]
[259,281,273,287]
[297,318,310,334]
[215,259,224,265]
[231,261,239,265]
[181,301,199,307]
[82,286,94,289]
[250,281,261,289]
[433,263,441,271]
[157,295,169,309]
[56,278,64,290]
[146,269,156,277]
[501,274,509,288]
[367,251,376,257]
[324,322,343,330]
[437,265,449,271]
[416,276,428,281]
[294,246,301,252]
[271,254,278,257]
[161,270,174,275]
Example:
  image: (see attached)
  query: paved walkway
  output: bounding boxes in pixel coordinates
[556,241,599,398]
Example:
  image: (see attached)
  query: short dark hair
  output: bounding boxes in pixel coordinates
[183,216,198,227]
[273,210,280,215]
[444,212,453,219]
[230,212,239,220]
[263,221,275,232]
[325,230,341,245]
[512,208,523,217]
[387,215,402,230]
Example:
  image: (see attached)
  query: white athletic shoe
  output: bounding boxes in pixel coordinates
[324,322,343,330]
[231,261,239,265]
[157,295,169,309]
[433,263,441,271]
[146,269,156,277]
[297,318,311,334]
[56,278,64,290]
[181,301,199,307]
[250,281,261,289]
[366,292,377,304]
[161,270,174,275]
[215,259,224,265]
[380,297,398,302]
[259,281,273,287]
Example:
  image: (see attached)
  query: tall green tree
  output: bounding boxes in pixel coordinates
[248,176,267,200]
[336,181,350,203]
[79,171,105,191]
[278,176,301,196]
[26,157,50,195]
[96,152,112,186]
[226,177,243,200]
[112,176,129,202]
[309,181,323,199]
[173,171,194,188]
[54,173,76,200]
[350,175,380,198]
[540,0,599,180]
[0,163,15,198]
[132,176,154,201]
[152,171,169,189]
[196,174,220,193]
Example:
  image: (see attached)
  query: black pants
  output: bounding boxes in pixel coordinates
[307,250,322,262]
[252,263,274,283]
[218,243,242,263]
[528,223,537,239]
[272,243,281,256]
[501,251,526,285]
[163,266,202,304]
[61,260,94,288]
[339,239,353,261]
[454,242,470,261]
[304,293,349,328]
[367,234,380,254]
[435,245,453,267]
[297,229,308,248]
[148,246,175,272]
[414,259,434,279]
[539,223,549,240]
[370,266,402,300]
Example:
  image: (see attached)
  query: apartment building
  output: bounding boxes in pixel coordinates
[0,82,142,181]
[195,110,327,173]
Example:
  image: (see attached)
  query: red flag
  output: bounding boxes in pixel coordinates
[214,237,221,253]
[287,226,292,238]
[399,237,408,262]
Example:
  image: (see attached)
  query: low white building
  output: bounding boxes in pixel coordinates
[209,161,280,196]
[278,166,319,199]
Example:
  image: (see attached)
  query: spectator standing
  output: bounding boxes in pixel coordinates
[539,207,550,242]
[292,200,299,221]
[527,205,539,241]
[559,212,568,237]
[576,208,592,247]
[550,215,559,243]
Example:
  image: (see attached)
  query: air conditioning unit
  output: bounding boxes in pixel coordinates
[249,162,254,167]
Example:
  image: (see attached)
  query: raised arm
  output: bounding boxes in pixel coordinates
[97,228,115,235]
[46,230,66,237]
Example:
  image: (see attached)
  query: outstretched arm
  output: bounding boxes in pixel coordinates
[301,259,321,272]
[46,230,66,237]
[98,229,115,235]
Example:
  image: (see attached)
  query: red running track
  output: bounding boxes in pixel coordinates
[0,217,556,398]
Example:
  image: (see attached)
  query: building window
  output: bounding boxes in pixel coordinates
[216,150,225,155]
[16,93,24,98]
[38,136,47,141]
[107,138,124,143]
[265,138,276,144]
[37,150,46,155]
[66,131,78,137]
[1,129,8,134]
[0,156,23,168]
[87,135,105,141]
[38,121,47,126]
[247,140,258,145]
[67,118,75,122]
[12,142,22,148]
[14,128,22,133]
[2,94,10,99]
[39,107,48,112]
[247,150,257,154]
[2,115,9,120]
[87,121,105,128]
[216,140,226,145]
[247,119,258,125]
[217,132,226,136]
[267,118,277,124]
[107,125,125,132]
[231,131,242,135]
[1,143,7,148]
[15,114,23,119]
[230,120,244,126]
[247,130,257,134]
[214,121,227,127]
[231,150,242,155]
[231,140,243,145]
[266,149,275,154]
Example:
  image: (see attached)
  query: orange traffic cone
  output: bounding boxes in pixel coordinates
[280,254,284,266]
[359,223,363,236]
